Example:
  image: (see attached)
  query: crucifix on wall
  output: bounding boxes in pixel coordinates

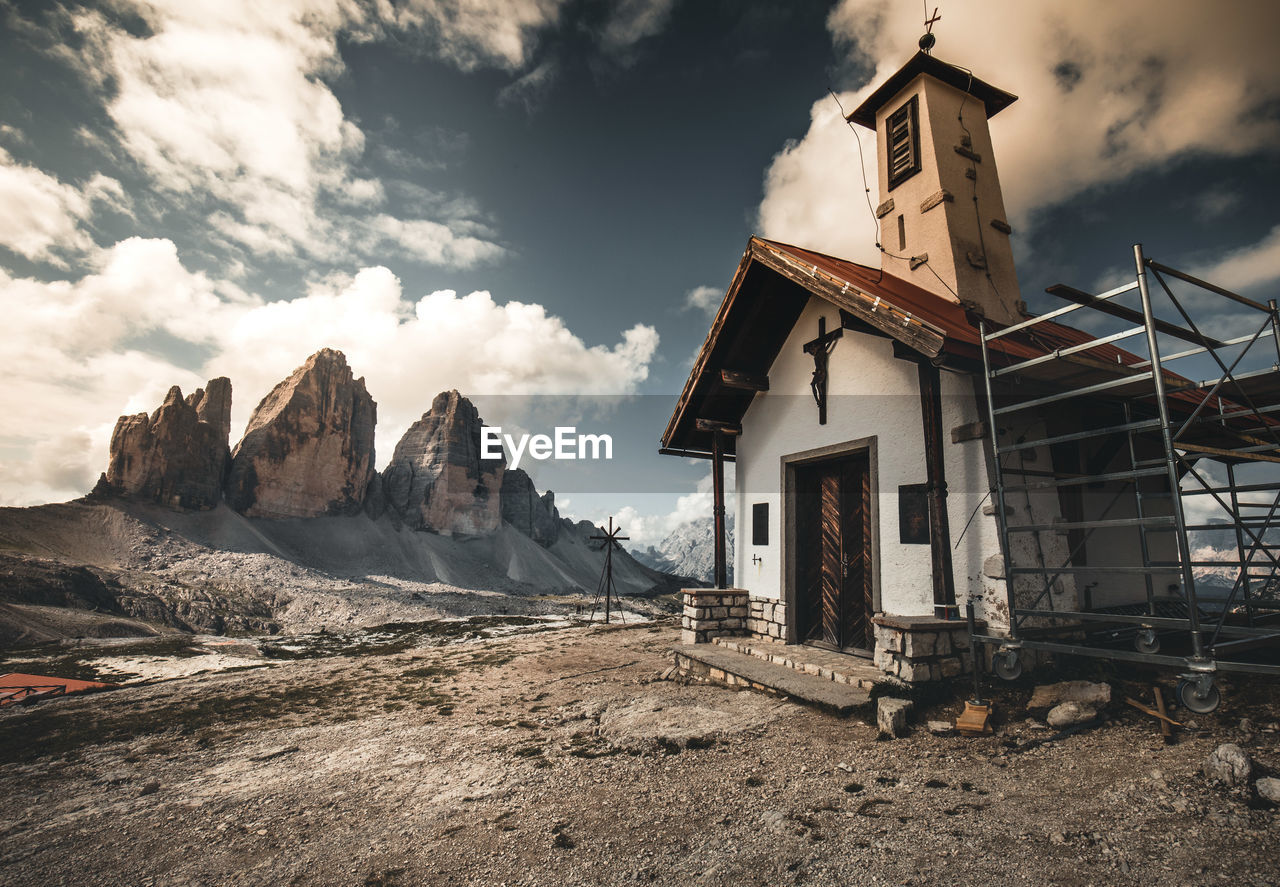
[803,316,842,424]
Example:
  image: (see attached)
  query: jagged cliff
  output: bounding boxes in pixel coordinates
[631,514,734,585]
[381,390,504,536]
[95,353,583,554]
[226,349,376,519]
[501,468,561,547]
[100,377,232,510]
[6,356,680,643]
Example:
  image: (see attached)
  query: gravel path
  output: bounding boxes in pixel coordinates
[1,622,1278,886]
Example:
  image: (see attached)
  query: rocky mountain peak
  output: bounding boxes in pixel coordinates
[500,468,560,547]
[102,377,233,510]
[226,349,376,519]
[187,376,232,442]
[382,389,504,535]
[631,514,735,584]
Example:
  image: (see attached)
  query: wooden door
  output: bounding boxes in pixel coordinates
[796,454,873,653]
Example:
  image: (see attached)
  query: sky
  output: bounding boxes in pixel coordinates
[1,0,1278,546]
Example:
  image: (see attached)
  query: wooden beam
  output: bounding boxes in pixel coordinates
[695,418,742,436]
[719,369,769,391]
[658,446,735,462]
[661,244,757,451]
[918,361,957,615]
[750,240,946,358]
[1178,442,1280,465]
[712,431,727,589]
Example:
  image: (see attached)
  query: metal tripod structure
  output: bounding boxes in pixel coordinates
[589,517,628,624]
[972,244,1280,712]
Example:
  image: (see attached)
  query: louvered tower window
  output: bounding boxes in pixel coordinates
[886,96,921,190]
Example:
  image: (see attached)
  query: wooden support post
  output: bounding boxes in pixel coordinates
[918,360,957,618]
[712,429,727,589]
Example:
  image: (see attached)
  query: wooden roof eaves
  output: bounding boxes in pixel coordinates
[661,237,952,454]
[660,243,756,450]
[749,239,947,359]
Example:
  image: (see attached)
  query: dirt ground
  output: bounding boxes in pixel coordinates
[1,621,1278,887]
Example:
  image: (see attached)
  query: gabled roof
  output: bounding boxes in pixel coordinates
[847,52,1018,129]
[660,237,1277,458]
[661,237,983,457]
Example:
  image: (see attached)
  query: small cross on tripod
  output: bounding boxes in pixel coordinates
[588,517,629,624]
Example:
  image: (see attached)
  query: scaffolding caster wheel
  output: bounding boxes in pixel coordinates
[993,650,1022,681]
[1177,678,1220,714]
[1135,629,1160,655]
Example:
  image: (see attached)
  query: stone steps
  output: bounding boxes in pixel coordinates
[672,644,874,716]
[711,636,886,690]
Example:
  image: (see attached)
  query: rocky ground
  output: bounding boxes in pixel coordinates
[2,622,1279,887]
[0,499,683,647]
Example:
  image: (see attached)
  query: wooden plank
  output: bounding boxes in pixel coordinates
[695,418,742,435]
[750,241,946,358]
[719,369,769,391]
[1179,442,1280,465]
[1124,695,1183,729]
[795,466,821,644]
[857,458,874,649]
[820,471,842,648]
[1153,686,1173,740]
[661,246,755,450]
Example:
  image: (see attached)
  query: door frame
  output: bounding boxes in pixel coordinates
[781,436,880,649]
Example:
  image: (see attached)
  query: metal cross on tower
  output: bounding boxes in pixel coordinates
[920,6,941,53]
[588,517,629,624]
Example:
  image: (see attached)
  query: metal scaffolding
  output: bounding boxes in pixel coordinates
[972,244,1280,712]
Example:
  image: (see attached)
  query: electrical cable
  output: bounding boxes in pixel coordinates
[827,87,886,284]
[953,488,992,549]
[827,87,960,299]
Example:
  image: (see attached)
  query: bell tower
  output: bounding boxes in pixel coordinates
[847,53,1023,325]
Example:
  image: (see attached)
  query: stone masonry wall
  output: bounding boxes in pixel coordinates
[873,616,976,683]
[681,588,749,645]
[747,597,787,641]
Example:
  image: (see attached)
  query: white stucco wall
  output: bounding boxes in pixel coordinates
[734,296,1007,622]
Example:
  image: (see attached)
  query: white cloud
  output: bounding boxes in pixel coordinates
[211,272,659,452]
[0,147,127,264]
[360,215,507,268]
[600,0,677,57]
[606,471,731,549]
[1190,224,1280,294]
[0,238,659,505]
[756,97,881,263]
[497,60,559,114]
[682,284,722,316]
[60,0,509,267]
[384,0,566,71]
[760,0,1280,255]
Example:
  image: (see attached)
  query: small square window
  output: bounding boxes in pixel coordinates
[752,502,769,546]
[886,95,922,190]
